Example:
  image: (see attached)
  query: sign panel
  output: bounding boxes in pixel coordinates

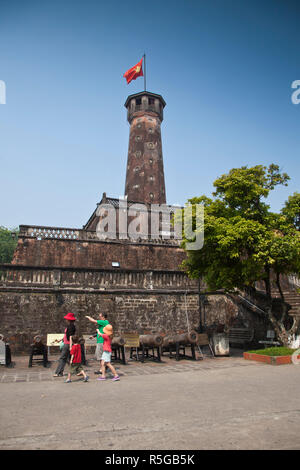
[123,333,140,348]
[198,333,210,346]
[47,334,64,347]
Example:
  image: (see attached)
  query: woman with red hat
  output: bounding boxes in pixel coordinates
[53,312,76,377]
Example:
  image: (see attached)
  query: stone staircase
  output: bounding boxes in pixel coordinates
[272,291,300,317]
[254,275,300,317]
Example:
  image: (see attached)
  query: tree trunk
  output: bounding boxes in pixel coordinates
[248,271,300,347]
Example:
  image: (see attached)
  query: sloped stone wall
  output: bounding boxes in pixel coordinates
[0,290,202,354]
[12,233,185,271]
[0,266,273,354]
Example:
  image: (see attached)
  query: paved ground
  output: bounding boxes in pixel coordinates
[1,348,300,450]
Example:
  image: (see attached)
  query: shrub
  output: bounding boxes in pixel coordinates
[246,346,297,356]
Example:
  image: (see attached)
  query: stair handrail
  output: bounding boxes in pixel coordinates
[288,274,300,289]
[232,288,268,316]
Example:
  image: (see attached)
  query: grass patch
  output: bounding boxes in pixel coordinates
[246,346,297,356]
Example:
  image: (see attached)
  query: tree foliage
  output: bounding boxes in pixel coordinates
[179,165,300,345]
[281,192,300,230]
[0,226,18,263]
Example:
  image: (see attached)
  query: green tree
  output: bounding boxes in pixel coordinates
[179,165,300,346]
[0,226,18,263]
[281,192,300,230]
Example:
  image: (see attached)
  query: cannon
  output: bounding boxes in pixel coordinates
[130,334,163,363]
[139,334,163,348]
[162,330,199,361]
[28,335,49,368]
[33,335,42,344]
[111,336,126,364]
[111,336,126,347]
[163,331,198,348]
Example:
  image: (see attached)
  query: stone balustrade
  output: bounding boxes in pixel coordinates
[18,225,181,246]
[19,225,81,240]
[0,265,198,292]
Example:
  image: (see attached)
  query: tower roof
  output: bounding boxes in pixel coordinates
[124,91,166,109]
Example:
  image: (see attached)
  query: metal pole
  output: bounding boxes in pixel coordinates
[184,289,191,334]
[198,278,203,332]
[143,53,146,91]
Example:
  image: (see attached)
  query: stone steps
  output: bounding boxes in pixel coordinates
[272,291,300,316]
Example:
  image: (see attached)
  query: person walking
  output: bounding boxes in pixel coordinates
[65,335,89,383]
[53,312,76,377]
[96,324,120,382]
[85,313,109,373]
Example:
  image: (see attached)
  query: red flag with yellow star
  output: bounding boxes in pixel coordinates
[123,57,144,84]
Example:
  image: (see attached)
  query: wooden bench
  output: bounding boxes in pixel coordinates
[229,328,254,347]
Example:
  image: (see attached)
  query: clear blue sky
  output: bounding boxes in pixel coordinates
[0,0,299,229]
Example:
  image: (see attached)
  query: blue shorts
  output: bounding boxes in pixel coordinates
[101,351,111,363]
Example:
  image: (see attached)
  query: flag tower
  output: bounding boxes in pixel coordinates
[124,91,167,205]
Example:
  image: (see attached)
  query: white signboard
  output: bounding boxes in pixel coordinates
[47,334,64,347]
[0,339,5,365]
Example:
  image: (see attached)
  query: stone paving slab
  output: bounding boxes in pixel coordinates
[1,355,299,450]
[0,349,261,383]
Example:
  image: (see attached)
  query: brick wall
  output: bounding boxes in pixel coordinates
[0,265,244,354]
[1,266,275,354]
[12,237,186,270]
[0,290,241,354]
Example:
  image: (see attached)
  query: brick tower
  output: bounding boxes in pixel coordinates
[124,91,167,205]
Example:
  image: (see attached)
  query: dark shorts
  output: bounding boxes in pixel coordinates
[69,363,83,375]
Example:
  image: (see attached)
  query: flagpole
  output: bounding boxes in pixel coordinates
[143,53,146,91]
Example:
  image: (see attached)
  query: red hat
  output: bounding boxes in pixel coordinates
[64,312,76,321]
